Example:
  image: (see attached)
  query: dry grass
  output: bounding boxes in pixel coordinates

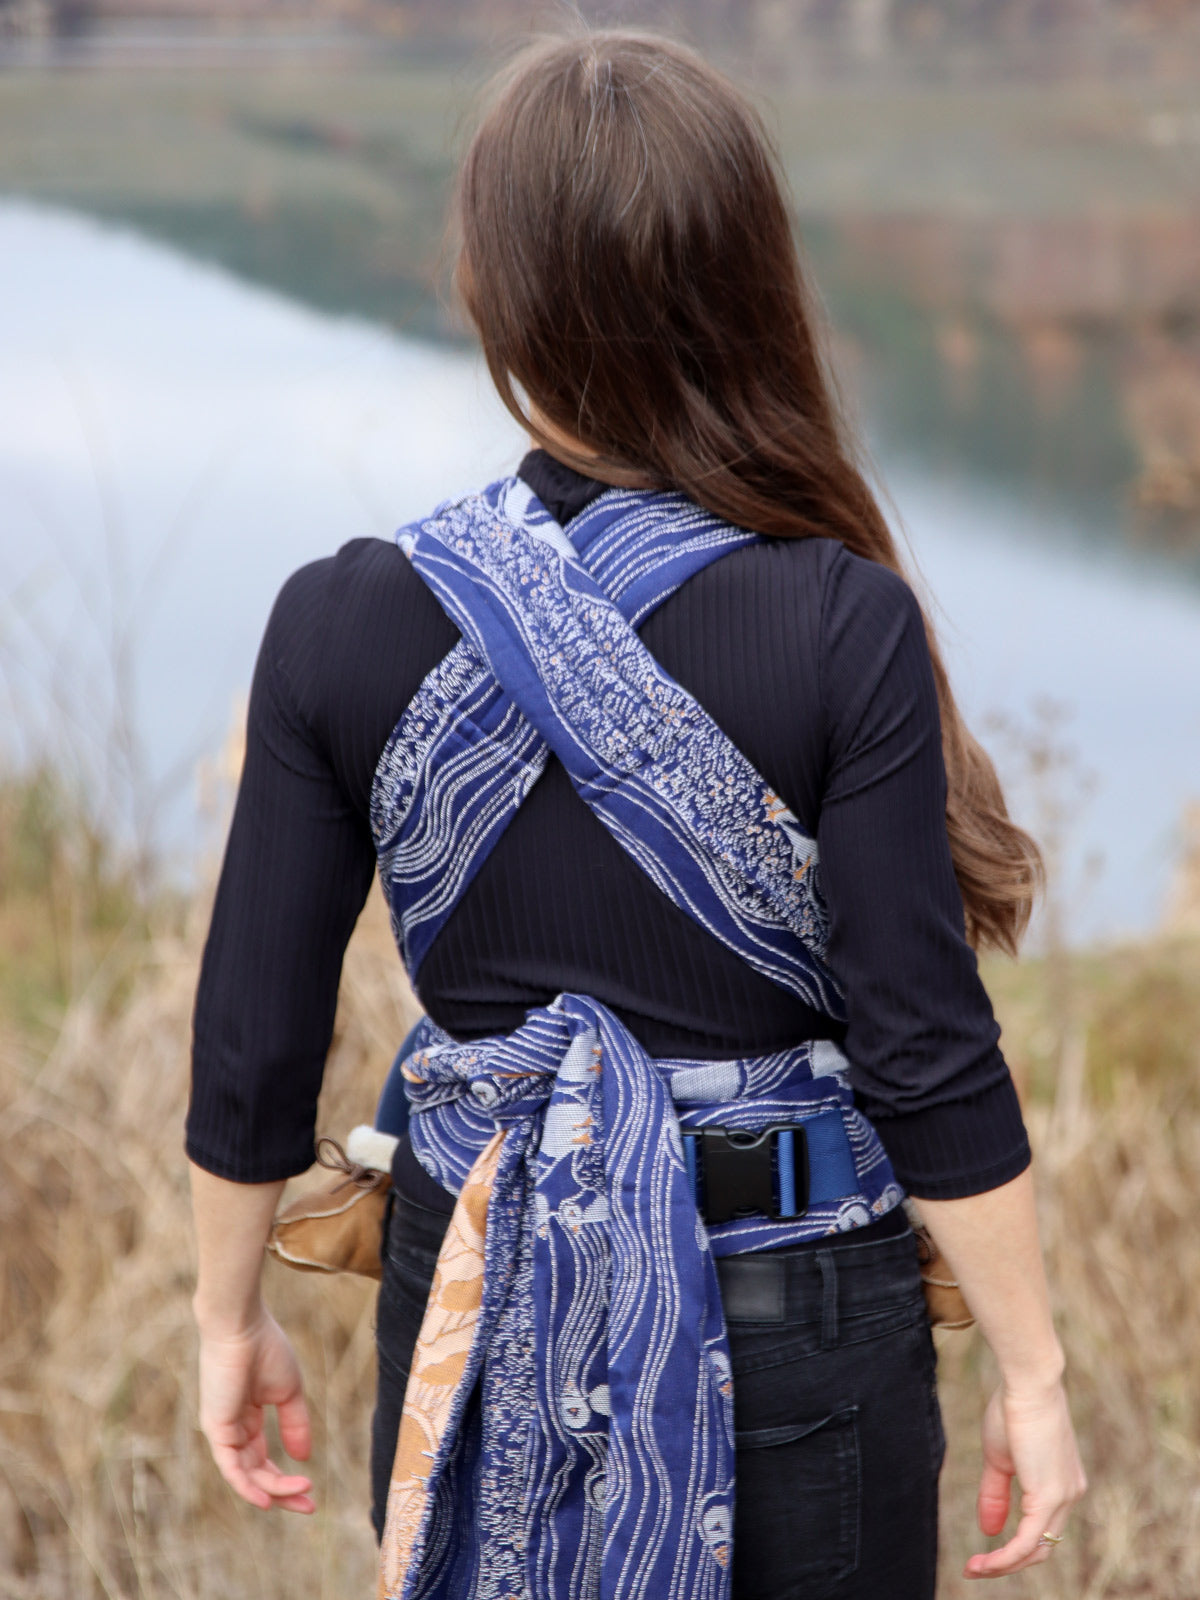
[1,851,1198,1596]
[937,939,1200,1599]
[0,874,420,1599]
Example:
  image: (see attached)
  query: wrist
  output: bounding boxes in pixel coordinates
[998,1342,1066,1402]
[192,1289,268,1342]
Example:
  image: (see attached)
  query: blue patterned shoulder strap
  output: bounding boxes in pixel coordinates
[372,476,845,1021]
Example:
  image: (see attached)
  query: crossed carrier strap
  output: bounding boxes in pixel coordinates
[370,478,902,1600]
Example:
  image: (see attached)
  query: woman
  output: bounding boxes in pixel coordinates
[187,29,1085,1600]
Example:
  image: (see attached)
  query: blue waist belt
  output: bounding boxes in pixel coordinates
[681,1109,858,1225]
[379,1046,858,1228]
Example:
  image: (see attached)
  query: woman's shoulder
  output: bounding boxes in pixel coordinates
[731,534,920,664]
[269,535,456,664]
[723,534,930,759]
[815,543,935,759]
[260,535,460,803]
[753,532,919,615]
[270,535,416,627]
[706,531,922,645]
[825,537,921,608]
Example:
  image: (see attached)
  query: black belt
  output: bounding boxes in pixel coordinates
[714,1206,911,1321]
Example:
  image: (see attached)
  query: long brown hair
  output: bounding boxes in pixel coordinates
[454,28,1041,954]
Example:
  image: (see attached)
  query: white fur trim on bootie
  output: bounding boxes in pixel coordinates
[346,1124,399,1174]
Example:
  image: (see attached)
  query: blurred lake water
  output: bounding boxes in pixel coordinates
[2,198,1199,944]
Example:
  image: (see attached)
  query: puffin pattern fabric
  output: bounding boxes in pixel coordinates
[370,478,903,1600]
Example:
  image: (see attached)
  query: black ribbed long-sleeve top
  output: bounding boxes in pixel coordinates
[186,451,1030,1203]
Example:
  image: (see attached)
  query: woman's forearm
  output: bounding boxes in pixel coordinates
[912,1166,1063,1392]
[189,1161,284,1336]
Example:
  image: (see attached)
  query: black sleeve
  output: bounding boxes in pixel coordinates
[816,551,1031,1200]
[185,561,379,1182]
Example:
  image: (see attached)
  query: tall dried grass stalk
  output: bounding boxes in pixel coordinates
[1,875,1197,1596]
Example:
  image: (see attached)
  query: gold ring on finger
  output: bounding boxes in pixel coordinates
[1037,1533,1064,1549]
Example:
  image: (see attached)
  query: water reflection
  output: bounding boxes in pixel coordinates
[1,200,1197,942]
[808,213,1200,568]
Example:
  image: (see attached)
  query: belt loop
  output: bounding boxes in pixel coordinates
[817,1249,838,1349]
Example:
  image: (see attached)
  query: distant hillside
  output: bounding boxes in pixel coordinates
[5,0,1200,85]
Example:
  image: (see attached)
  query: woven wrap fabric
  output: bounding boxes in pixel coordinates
[371,480,903,1600]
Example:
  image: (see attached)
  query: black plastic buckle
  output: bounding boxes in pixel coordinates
[697,1125,810,1225]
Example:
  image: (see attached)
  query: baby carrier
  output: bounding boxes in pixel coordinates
[369,476,904,1600]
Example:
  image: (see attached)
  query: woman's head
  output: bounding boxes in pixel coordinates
[456,31,832,502]
[455,29,1042,953]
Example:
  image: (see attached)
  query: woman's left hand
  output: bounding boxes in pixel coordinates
[197,1308,316,1514]
[964,1377,1086,1579]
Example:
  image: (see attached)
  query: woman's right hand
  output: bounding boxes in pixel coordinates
[964,1376,1087,1579]
[196,1307,316,1514]
[913,1170,1087,1579]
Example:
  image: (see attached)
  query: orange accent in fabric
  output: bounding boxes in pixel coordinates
[377,1131,503,1599]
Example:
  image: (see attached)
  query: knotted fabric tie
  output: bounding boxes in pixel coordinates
[380,996,737,1600]
[378,996,899,1600]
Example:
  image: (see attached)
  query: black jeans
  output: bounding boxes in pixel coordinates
[372,1188,944,1600]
